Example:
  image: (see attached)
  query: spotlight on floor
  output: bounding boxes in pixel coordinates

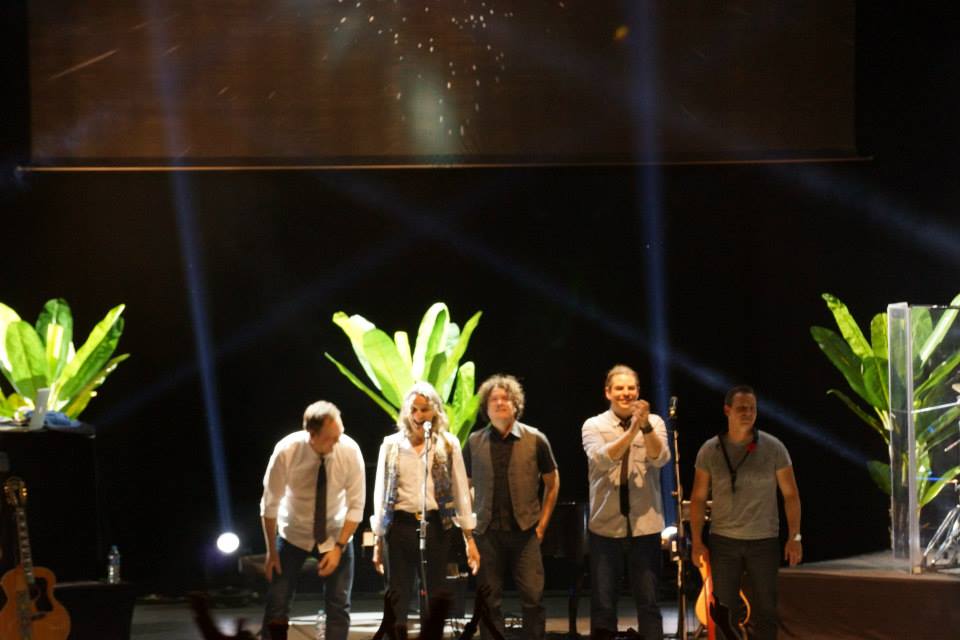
[216,532,240,555]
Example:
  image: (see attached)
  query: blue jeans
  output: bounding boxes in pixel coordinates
[261,537,354,640]
[475,528,545,640]
[589,531,663,639]
[708,534,780,640]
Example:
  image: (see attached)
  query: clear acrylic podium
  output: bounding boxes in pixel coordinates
[887,302,960,573]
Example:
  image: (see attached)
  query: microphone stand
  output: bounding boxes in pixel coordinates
[419,421,432,622]
[668,397,689,640]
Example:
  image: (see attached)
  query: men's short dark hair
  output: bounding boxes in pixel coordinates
[724,385,756,406]
[477,374,525,421]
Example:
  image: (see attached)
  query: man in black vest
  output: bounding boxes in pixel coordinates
[464,374,559,640]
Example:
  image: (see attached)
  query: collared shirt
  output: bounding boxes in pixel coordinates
[582,409,671,538]
[260,430,366,553]
[370,430,477,536]
[463,422,557,531]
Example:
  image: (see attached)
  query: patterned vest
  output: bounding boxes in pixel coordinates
[379,432,456,533]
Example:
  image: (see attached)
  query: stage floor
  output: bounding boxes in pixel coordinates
[131,592,686,639]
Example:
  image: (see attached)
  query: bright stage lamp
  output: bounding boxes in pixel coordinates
[216,532,240,554]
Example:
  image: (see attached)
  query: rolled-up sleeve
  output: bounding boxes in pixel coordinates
[582,420,617,473]
[369,440,388,536]
[646,415,671,468]
[260,443,287,519]
[449,436,477,531]
[344,441,366,523]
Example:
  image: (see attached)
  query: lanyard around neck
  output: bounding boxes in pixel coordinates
[717,429,758,493]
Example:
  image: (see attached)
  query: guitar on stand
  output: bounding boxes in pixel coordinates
[0,477,71,640]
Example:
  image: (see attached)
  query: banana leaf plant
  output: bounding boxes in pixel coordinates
[325,302,483,445]
[811,292,960,509]
[0,298,129,419]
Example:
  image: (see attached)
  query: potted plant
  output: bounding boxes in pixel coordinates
[811,293,960,556]
[0,298,128,422]
[324,302,482,444]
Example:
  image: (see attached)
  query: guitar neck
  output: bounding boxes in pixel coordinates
[14,505,35,585]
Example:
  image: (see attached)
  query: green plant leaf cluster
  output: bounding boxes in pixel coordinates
[811,292,960,506]
[0,298,128,420]
[325,302,483,445]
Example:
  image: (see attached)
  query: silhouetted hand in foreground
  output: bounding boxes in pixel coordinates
[188,593,259,640]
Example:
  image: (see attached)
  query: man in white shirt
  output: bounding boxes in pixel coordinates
[260,400,365,640]
[582,365,671,639]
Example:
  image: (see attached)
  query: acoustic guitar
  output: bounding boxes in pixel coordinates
[0,477,71,640]
[694,558,750,640]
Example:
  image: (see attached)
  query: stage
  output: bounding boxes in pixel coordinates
[778,551,960,640]
[118,551,960,640]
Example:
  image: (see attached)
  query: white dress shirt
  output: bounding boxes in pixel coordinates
[260,430,366,553]
[582,410,671,538]
[370,430,476,536]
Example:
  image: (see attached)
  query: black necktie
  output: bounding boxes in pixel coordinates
[314,457,327,543]
[619,418,631,517]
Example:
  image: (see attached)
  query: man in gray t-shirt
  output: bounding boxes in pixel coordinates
[689,386,801,640]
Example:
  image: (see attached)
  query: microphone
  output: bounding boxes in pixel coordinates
[668,396,678,419]
[423,420,432,436]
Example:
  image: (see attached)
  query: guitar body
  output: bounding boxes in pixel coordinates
[0,477,71,640]
[694,561,750,640]
[0,565,71,640]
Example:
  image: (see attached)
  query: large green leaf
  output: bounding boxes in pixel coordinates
[861,355,889,412]
[869,313,887,359]
[362,329,414,408]
[394,331,413,370]
[57,305,125,402]
[425,352,447,390]
[917,405,960,456]
[435,311,482,401]
[913,348,960,402]
[0,302,22,373]
[324,352,398,420]
[332,312,378,388]
[910,307,933,363]
[451,361,476,415]
[36,298,74,384]
[449,394,481,446]
[811,326,871,407]
[826,389,886,439]
[823,293,873,360]
[920,464,960,506]
[5,321,49,400]
[412,303,448,380]
[867,460,891,495]
[0,392,25,418]
[60,353,129,418]
[918,292,960,364]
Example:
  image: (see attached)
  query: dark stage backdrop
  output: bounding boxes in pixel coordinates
[2,160,956,594]
[28,0,855,164]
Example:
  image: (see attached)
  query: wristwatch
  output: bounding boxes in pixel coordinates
[639,422,654,434]
[792,533,802,542]
[335,541,347,551]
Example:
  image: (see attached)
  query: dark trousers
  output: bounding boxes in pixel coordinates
[475,528,545,640]
[261,536,354,640]
[708,534,780,640]
[384,511,453,627]
[589,531,663,640]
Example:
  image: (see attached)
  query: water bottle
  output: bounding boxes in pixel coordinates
[315,609,326,639]
[107,545,121,584]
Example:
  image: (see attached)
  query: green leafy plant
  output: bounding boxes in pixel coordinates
[324,302,483,445]
[0,298,129,419]
[811,292,960,508]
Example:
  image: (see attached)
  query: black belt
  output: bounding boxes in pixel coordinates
[394,509,439,523]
